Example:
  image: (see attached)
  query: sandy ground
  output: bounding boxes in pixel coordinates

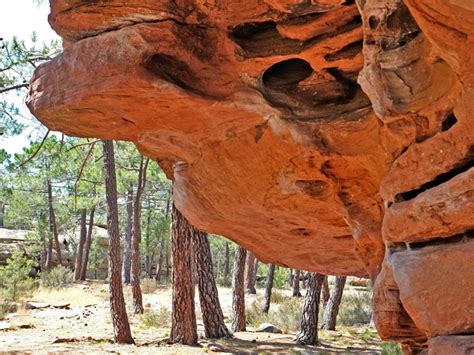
[0,281,384,354]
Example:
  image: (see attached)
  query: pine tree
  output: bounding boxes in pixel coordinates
[231,245,247,332]
[192,229,231,338]
[102,140,134,344]
[170,203,198,345]
[295,272,324,345]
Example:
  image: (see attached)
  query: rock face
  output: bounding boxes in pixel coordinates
[27,0,473,351]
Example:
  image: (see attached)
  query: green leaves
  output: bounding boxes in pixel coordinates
[0,33,61,137]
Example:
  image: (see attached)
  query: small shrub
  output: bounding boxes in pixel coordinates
[0,250,37,301]
[338,291,372,326]
[245,297,303,334]
[0,300,17,320]
[270,297,302,333]
[381,342,403,355]
[216,277,232,287]
[141,278,158,294]
[245,301,270,328]
[40,265,73,288]
[140,307,171,329]
[270,290,286,304]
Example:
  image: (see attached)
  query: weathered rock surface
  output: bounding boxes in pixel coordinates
[428,335,474,355]
[27,0,473,350]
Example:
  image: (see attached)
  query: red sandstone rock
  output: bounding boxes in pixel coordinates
[428,335,474,355]
[27,0,474,349]
[391,240,474,337]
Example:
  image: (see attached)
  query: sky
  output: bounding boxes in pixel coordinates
[0,0,60,154]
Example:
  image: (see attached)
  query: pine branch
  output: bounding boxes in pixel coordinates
[18,129,50,167]
[0,83,29,94]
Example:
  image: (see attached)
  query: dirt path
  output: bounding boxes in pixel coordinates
[0,281,384,353]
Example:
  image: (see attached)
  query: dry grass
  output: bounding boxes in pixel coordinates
[141,278,159,294]
[31,282,106,306]
[140,307,171,329]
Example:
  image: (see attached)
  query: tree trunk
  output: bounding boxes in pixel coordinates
[262,264,275,313]
[131,156,148,314]
[47,180,62,265]
[170,203,198,345]
[122,189,133,284]
[155,236,165,282]
[293,269,302,297]
[245,252,257,294]
[321,276,346,330]
[223,242,230,280]
[166,242,171,279]
[145,255,152,278]
[80,206,95,280]
[144,203,153,278]
[322,276,330,308]
[40,215,47,270]
[74,209,87,280]
[295,272,324,345]
[192,228,231,338]
[253,260,259,283]
[0,204,5,227]
[231,245,247,332]
[102,140,134,344]
[45,234,53,270]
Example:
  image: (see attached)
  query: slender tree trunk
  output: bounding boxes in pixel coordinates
[321,276,346,330]
[74,209,87,280]
[231,245,247,332]
[245,252,257,294]
[192,228,231,338]
[94,252,98,280]
[102,140,134,344]
[166,243,171,279]
[253,260,259,283]
[0,204,5,227]
[293,269,302,297]
[155,236,165,282]
[322,276,330,308]
[131,157,149,314]
[262,264,275,313]
[80,206,95,280]
[45,234,53,270]
[223,242,230,280]
[295,272,325,345]
[145,255,152,278]
[170,203,198,345]
[122,189,133,284]
[144,202,153,278]
[47,180,62,265]
[40,225,47,270]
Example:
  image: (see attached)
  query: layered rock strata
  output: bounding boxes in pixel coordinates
[27,0,473,351]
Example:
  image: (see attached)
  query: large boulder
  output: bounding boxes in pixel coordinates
[27,0,474,351]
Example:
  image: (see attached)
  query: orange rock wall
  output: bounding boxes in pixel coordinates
[27,0,473,351]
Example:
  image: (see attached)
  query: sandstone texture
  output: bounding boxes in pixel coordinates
[27,0,473,351]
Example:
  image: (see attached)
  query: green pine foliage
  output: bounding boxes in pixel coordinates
[0,250,37,301]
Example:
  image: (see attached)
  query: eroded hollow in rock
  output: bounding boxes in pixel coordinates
[380,2,420,50]
[441,112,457,132]
[410,229,474,250]
[229,21,302,58]
[325,40,363,61]
[394,157,474,202]
[143,53,205,96]
[229,11,362,59]
[261,59,371,121]
[262,58,314,89]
